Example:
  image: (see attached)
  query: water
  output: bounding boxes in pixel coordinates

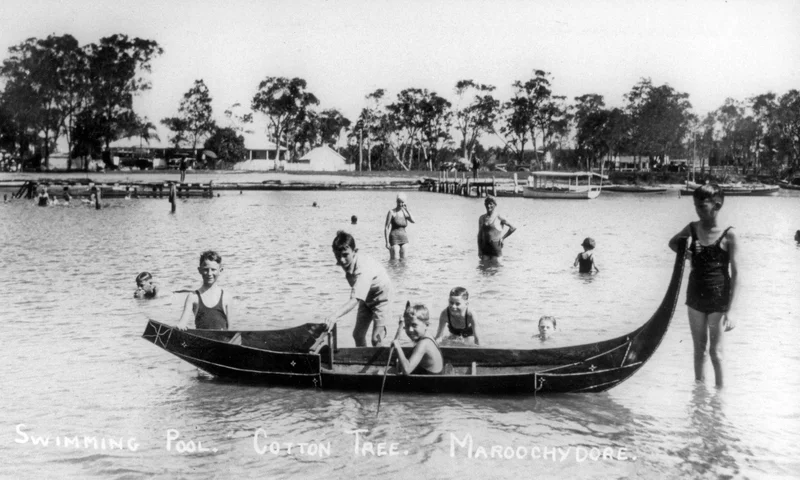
[1,188,798,479]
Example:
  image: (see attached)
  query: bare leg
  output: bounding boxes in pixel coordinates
[389,245,400,259]
[687,307,709,382]
[398,244,407,259]
[371,325,387,346]
[706,312,726,388]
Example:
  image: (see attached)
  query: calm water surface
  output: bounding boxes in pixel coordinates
[1,187,798,479]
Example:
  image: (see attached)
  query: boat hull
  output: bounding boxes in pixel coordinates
[522,187,601,199]
[683,181,779,196]
[143,243,686,395]
[604,185,666,194]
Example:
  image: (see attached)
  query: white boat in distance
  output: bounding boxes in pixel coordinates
[522,171,606,199]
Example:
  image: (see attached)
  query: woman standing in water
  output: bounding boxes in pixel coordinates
[477,196,516,260]
[385,193,415,258]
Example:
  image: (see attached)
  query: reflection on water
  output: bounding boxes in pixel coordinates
[1,189,799,478]
[673,384,747,478]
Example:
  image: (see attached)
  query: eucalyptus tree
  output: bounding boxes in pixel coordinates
[251,76,319,160]
[318,109,351,147]
[161,79,216,150]
[625,78,693,169]
[204,127,247,165]
[223,102,254,136]
[776,90,800,169]
[454,80,499,163]
[0,34,89,168]
[84,34,163,156]
[355,89,389,171]
[496,95,534,166]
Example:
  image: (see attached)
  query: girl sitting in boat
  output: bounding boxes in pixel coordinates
[434,287,480,346]
[392,303,444,376]
[669,183,738,388]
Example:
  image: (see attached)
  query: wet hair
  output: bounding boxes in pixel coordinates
[538,316,557,329]
[199,250,222,265]
[404,303,431,325]
[396,193,407,202]
[449,286,469,300]
[692,183,724,206]
[135,271,152,284]
[331,230,356,251]
[351,215,358,224]
[484,196,497,206]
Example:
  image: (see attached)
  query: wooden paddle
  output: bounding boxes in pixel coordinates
[376,302,408,417]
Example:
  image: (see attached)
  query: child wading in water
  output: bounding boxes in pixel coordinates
[434,287,480,346]
[535,316,556,341]
[669,183,738,387]
[176,250,232,330]
[574,237,600,273]
[325,231,393,346]
[134,272,159,299]
[393,303,444,375]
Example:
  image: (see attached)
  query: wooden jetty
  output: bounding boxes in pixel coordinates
[9,180,215,199]
[423,171,525,198]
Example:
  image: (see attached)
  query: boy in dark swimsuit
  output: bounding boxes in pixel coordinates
[176,250,232,330]
[669,183,738,387]
[392,303,444,376]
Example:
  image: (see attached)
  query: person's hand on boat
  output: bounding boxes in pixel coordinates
[323,316,337,331]
[393,318,405,341]
[176,320,188,331]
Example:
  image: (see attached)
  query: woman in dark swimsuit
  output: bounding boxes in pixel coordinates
[385,193,415,259]
[477,196,515,260]
[392,303,444,376]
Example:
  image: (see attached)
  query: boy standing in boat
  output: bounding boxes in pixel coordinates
[325,231,392,347]
[669,183,738,387]
[176,250,232,330]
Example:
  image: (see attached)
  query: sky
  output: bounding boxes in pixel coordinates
[1,0,798,147]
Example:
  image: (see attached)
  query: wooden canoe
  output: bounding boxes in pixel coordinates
[142,242,686,395]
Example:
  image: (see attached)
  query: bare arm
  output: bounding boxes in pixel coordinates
[176,293,197,330]
[384,210,393,249]
[324,297,360,329]
[574,253,581,267]
[223,290,233,326]
[471,316,480,346]
[724,230,738,331]
[477,214,485,257]
[393,338,434,375]
[403,206,415,223]
[499,216,516,239]
[669,223,692,252]
[434,310,448,343]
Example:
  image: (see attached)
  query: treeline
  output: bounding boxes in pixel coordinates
[1,33,799,175]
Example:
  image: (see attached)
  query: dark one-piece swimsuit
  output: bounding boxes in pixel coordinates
[389,211,409,246]
[447,309,475,337]
[478,216,503,257]
[410,337,444,375]
[194,289,228,330]
[686,224,732,314]
[577,253,594,273]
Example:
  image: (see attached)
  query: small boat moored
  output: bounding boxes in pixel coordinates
[521,171,606,200]
[681,181,780,196]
